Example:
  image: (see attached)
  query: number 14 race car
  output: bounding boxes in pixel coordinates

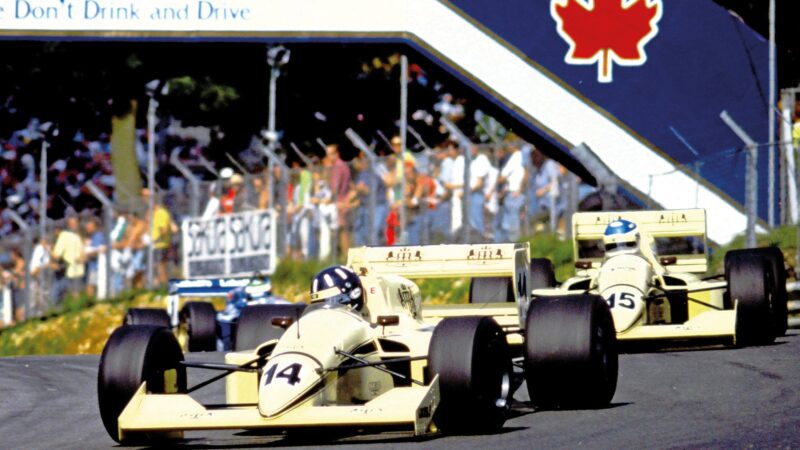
[97,243,618,444]
[531,209,788,347]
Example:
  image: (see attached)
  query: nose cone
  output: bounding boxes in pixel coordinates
[602,286,645,333]
[258,353,323,417]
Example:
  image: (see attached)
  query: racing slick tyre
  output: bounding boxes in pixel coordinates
[123,308,171,328]
[726,252,777,346]
[180,301,217,352]
[529,258,557,290]
[428,316,512,433]
[726,247,788,337]
[234,303,307,351]
[97,325,186,444]
[469,277,513,303]
[524,295,617,409]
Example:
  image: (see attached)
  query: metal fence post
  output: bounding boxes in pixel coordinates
[4,210,31,319]
[86,181,115,300]
[170,155,201,218]
[260,142,289,258]
[346,129,379,246]
[721,110,758,248]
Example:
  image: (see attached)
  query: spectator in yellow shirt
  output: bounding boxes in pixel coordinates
[143,188,176,286]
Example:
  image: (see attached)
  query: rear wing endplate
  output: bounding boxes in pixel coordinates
[572,209,708,273]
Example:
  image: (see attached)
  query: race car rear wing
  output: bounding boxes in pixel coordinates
[167,276,269,298]
[347,243,530,279]
[572,209,708,273]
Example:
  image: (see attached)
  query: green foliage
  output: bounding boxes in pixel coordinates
[162,76,240,124]
[415,277,471,305]
[0,288,160,356]
[271,258,328,294]
[708,225,798,275]
[524,232,576,281]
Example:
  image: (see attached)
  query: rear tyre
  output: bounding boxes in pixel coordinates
[97,325,186,444]
[428,316,512,433]
[525,295,617,409]
[726,252,776,346]
[727,247,788,337]
[468,277,513,304]
[529,258,556,290]
[234,303,307,351]
[123,308,170,328]
[181,302,217,352]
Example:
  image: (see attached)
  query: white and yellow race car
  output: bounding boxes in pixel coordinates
[531,209,788,347]
[97,243,618,444]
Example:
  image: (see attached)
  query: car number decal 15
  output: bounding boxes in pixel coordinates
[605,292,636,309]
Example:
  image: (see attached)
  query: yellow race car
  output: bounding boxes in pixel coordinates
[97,243,618,444]
[531,209,788,347]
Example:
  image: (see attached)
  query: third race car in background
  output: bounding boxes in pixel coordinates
[123,274,304,351]
[531,209,788,347]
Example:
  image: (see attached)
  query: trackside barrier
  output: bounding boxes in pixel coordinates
[1,286,11,326]
[788,281,800,329]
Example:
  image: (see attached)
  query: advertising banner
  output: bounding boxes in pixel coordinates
[181,209,277,278]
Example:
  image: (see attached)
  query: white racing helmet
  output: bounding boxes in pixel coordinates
[603,219,640,256]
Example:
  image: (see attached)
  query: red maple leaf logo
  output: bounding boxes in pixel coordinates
[551,0,663,83]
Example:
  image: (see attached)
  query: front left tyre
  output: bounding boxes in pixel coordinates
[97,325,186,444]
[428,316,512,433]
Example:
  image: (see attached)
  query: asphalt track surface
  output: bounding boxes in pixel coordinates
[1,332,799,449]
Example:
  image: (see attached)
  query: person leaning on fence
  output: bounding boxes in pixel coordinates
[83,217,106,298]
[458,144,491,239]
[327,144,353,256]
[1,248,26,324]
[404,159,438,246]
[51,215,86,302]
[29,236,52,316]
[526,148,561,233]
[493,141,526,242]
[143,187,176,286]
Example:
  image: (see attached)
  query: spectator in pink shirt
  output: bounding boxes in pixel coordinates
[326,144,353,256]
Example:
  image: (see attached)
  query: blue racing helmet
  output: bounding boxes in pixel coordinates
[603,219,640,255]
[310,265,364,311]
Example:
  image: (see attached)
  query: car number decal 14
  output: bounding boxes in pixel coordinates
[263,362,302,386]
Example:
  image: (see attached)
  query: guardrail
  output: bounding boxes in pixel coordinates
[789,281,799,330]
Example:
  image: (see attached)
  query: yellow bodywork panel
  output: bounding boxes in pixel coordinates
[118,377,439,440]
[618,310,736,341]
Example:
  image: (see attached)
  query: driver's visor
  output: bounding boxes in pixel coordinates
[310,286,350,307]
[605,241,637,251]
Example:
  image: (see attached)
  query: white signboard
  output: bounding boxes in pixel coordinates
[181,208,277,278]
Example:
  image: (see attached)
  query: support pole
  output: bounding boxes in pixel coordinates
[39,139,48,241]
[767,0,776,227]
[146,96,157,289]
[399,54,409,243]
[721,110,758,248]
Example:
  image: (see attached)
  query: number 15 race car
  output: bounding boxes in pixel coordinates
[97,243,618,444]
[531,209,788,347]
